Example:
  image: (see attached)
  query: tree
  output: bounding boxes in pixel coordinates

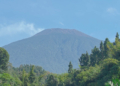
[0,47,9,71]
[100,41,104,52]
[0,73,22,86]
[79,52,90,67]
[22,69,25,86]
[104,38,110,50]
[113,32,120,45]
[90,46,100,66]
[99,41,105,62]
[79,54,85,66]
[28,65,35,84]
[46,75,58,86]
[86,51,90,66]
[104,38,110,58]
[116,32,119,39]
[68,62,73,73]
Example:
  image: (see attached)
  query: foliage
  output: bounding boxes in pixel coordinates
[105,77,120,86]
[0,47,9,71]
[0,73,21,86]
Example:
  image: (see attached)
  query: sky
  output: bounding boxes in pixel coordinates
[0,0,120,47]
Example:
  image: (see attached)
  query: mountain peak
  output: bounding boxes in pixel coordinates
[34,28,90,37]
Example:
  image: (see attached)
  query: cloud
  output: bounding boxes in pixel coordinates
[107,7,119,15]
[0,21,44,37]
[59,22,64,26]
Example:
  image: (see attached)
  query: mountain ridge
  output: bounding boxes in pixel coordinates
[34,28,97,38]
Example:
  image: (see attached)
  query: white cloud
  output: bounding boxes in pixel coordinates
[0,21,44,37]
[107,7,119,14]
[59,22,64,26]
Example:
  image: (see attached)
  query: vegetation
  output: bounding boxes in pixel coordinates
[1,32,120,85]
[0,47,9,71]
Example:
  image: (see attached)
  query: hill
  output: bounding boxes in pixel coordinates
[3,28,101,73]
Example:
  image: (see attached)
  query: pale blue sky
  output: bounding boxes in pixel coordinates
[0,0,120,46]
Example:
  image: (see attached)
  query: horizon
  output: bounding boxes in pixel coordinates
[0,0,119,46]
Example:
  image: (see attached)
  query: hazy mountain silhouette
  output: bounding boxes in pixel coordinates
[3,28,101,73]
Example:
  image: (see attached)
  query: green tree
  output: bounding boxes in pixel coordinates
[57,73,68,86]
[79,54,86,66]
[46,75,58,86]
[99,41,106,63]
[86,51,90,66]
[79,52,90,67]
[0,73,21,86]
[22,69,25,86]
[64,77,73,86]
[90,46,100,66]
[19,69,29,86]
[113,32,119,45]
[68,62,73,73]
[104,38,110,58]
[28,65,36,84]
[24,74,29,86]
[0,47,9,71]
[109,36,120,61]
[100,41,104,52]
[116,32,119,39]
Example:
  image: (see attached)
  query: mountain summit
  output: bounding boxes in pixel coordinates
[3,28,101,73]
[34,28,90,37]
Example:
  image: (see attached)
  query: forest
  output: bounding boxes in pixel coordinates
[1,33,120,86]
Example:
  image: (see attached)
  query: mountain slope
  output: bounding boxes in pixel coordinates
[3,28,101,73]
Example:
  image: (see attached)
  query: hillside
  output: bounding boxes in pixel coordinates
[3,28,101,73]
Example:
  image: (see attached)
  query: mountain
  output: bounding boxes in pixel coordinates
[3,28,101,74]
